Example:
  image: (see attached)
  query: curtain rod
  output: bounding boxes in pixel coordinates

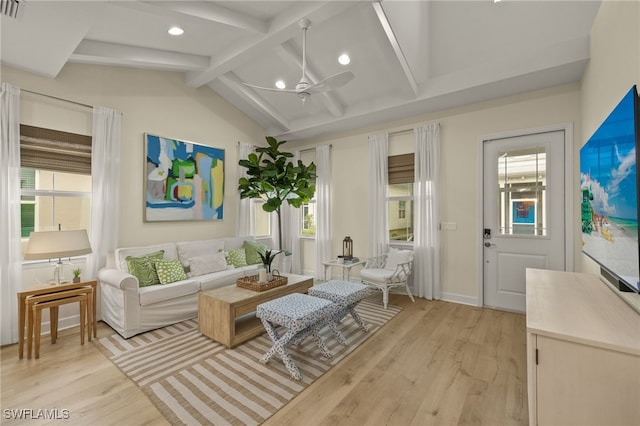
[389,128,414,137]
[299,144,332,153]
[21,88,93,110]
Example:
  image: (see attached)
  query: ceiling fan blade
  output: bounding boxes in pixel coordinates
[242,82,298,93]
[306,71,355,94]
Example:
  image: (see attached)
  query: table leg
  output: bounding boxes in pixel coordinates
[50,306,58,344]
[87,288,93,342]
[27,300,34,359]
[92,283,97,338]
[18,294,25,359]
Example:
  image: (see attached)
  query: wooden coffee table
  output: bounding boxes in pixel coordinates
[198,273,314,348]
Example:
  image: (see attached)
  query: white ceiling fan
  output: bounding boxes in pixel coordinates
[243,18,355,102]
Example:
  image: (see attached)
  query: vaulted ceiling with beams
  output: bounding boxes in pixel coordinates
[1,1,601,141]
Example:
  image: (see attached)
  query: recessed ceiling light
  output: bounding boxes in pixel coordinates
[275,80,286,89]
[338,53,350,65]
[168,26,184,36]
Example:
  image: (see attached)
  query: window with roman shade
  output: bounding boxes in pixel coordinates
[388,153,414,243]
[20,125,92,255]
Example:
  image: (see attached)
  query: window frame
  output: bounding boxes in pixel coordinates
[300,199,317,239]
[250,199,272,238]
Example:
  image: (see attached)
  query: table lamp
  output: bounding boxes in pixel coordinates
[24,229,92,285]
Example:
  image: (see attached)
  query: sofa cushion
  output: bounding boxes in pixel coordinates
[225,248,247,268]
[243,240,267,265]
[126,250,165,287]
[115,243,178,272]
[155,259,187,284]
[138,278,200,306]
[176,239,225,267]
[186,252,227,278]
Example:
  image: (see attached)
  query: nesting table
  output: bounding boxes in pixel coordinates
[17,280,97,359]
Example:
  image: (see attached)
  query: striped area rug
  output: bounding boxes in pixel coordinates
[96,298,401,426]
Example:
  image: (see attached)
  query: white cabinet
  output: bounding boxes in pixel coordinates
[526,269,640,425]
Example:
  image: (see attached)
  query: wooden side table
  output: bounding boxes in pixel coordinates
[17,280,97,359]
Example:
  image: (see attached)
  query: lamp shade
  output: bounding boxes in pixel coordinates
[24,230,92,260]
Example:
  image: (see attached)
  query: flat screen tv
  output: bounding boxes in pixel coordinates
[580,85,640,294]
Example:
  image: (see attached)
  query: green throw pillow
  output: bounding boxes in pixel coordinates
[243,240,267,265]
[154,259,187,284]
[225,248,247,268]
[126,250,165,287]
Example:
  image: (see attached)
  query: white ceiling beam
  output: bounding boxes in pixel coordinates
[70,40,209,71]
[220,73,291,132]
[372,1,418,97]
[275,43,345,118]
[185,1,358,88]
[142,1,267,34]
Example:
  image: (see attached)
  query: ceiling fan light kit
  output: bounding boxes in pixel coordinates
[243,18,355,103]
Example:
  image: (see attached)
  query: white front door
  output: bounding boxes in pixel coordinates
[483,131,566,312]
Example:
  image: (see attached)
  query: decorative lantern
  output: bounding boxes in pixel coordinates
[343,236,353,260]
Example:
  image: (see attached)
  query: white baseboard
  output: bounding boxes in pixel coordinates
[440,292,479,306]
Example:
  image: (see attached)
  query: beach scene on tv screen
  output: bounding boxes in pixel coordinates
[580,88,639,291]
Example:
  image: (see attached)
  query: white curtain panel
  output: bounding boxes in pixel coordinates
[414,123,441,300]
[86,107,122,281]
[236,142,253,237]
[280,151,302,273]
[314,145,331,280]
[0,82,22,345]
[368,133,389,258]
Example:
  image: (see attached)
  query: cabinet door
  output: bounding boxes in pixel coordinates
[536,335,640,425]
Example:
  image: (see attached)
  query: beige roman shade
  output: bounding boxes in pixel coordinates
[20,124,92,174]
[388,153,414,184]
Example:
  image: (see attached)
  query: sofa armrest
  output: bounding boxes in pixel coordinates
[98,267,139,291]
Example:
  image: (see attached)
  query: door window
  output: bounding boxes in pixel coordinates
[497,146,547,236]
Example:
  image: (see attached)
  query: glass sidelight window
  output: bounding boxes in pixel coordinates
[497,146,547,236]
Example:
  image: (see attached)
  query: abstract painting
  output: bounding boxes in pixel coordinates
[144,134,224,222]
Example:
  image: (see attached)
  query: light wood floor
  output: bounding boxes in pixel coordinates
[1,295,527,426]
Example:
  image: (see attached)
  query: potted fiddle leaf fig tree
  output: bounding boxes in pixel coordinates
[238,136,316,251]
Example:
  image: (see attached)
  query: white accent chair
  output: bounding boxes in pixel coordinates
[360,248,415,309]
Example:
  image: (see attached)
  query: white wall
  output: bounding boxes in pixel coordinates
[578,0,640,276]
[296,84,582,303]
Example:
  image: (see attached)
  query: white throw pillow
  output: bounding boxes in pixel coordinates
[384,247,412,271]
[187,252,227,277]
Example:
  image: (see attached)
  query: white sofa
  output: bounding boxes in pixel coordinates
[98,236,261,338]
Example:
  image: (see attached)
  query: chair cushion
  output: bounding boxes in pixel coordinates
[360,268,394,284]
[384,247,412,271]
